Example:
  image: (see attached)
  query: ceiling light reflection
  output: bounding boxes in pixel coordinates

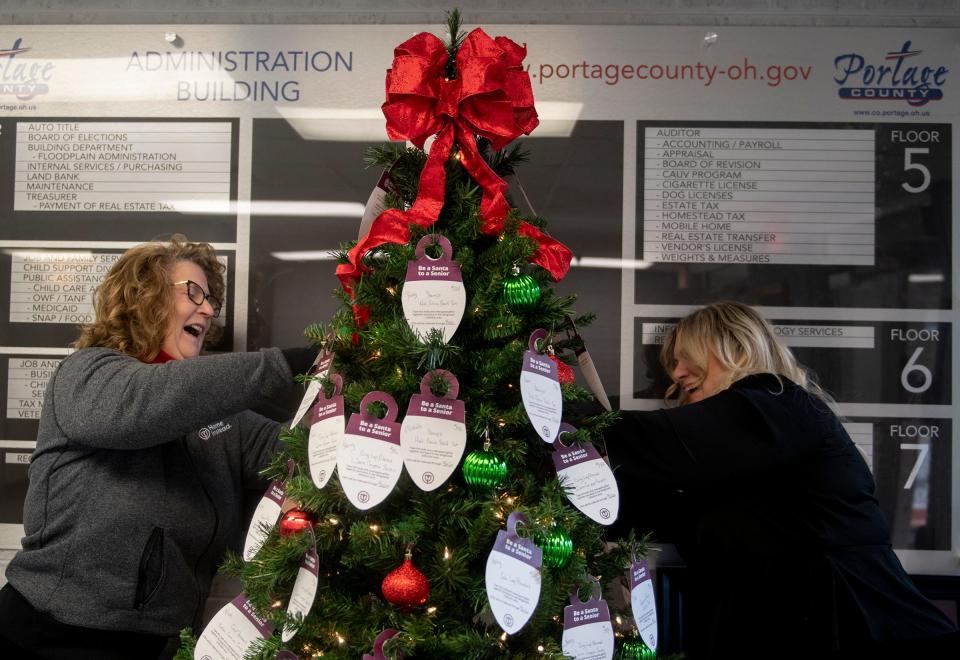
[268,252,653,269]
[277,102,583,142]
[270,250,339,262]
[907,273,944,283]
[166,200,364,217]
[571,256,652,270]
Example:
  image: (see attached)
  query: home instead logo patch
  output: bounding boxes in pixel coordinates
[198,420,232,440]
[833,40,948,106]
[0,37,55,100]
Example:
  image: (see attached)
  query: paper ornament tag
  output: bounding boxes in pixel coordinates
[242,459,294,560]
[630,556,658,650]
[520,328,563,443]
[401,235,466,342]
[400,369,466,491]
[307,374,345,489]
[281,528,320,642]
[338,391,403,510]
[552,424,619,525]
[561,577,614,660]
[358,169,397,240]
[363,628,400,660]
[575,346,612,412]
[485,511,542,634]
[291,349,335,428]
[564,315,611,411]
[194,593,274,660]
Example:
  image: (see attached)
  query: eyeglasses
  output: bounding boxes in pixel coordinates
[171,280,223,318]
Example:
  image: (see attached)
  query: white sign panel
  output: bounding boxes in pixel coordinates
[644,128,875,266]
[9,252,120,324]
[15,121,231,212]
[641,322,875,349]
[6,357,61,420]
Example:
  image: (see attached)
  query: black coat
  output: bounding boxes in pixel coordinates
[606,374,957,658]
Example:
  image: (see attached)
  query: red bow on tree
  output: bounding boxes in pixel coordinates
[336,28,573,303]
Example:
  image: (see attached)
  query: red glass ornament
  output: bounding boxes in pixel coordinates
[548,353,576,385]
[278,508,315,537]
[381,550,429,611]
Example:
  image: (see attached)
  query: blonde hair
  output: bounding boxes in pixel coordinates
[73,234,225,360]
[661,301,829,405]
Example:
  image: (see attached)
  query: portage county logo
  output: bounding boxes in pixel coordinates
[833,40,947,106]
[0,38,55,100]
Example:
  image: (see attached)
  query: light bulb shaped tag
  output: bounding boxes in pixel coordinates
[242,459,294,560]
[358,169,397,240]
[567,322,612,412]
[307,374,345,489]
[520,328,563,442]
[400,370,466,491]
[338,391,403,510]
[281,527,320,642]
[485,511,542,634]
[630,554,658,651]
[363,628,400,660]
[401,235,466,343]
[561,577,614,660]
[291,349,335,428]
[194,593,274,660]
[552,423,619,526]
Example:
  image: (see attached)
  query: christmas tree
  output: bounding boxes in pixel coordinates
[181,11,652,660]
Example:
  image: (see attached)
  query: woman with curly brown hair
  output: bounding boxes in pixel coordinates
[0,235,314,660]
[606,301,957,658]
[72,234,229,360]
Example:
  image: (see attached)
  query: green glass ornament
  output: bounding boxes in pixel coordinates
[502,265,541,311]
[462,442,507,491]
[536,526,573,568]
[616,636,656,659]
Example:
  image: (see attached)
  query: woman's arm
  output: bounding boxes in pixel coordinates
[237,410,283,490]
[607,382,825,488]
[49,347,295,449]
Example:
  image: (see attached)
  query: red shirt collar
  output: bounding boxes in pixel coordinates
[148,350,177,364]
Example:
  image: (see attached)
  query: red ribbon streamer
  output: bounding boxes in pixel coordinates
[336,28,573,301]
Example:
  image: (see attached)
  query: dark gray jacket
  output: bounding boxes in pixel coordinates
[608,374,957,655]
[5,347,293,635]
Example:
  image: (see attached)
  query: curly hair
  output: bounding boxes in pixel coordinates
[660,301,830,405]
[73,234,226,360]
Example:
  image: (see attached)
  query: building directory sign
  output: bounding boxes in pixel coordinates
[0,25,955,573]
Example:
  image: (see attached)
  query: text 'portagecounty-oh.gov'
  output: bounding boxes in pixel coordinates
[527,58,812,87]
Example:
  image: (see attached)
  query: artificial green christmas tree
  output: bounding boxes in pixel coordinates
[181,11,650,660]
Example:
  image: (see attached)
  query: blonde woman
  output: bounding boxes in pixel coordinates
[608,301,956,658]
[0,236,313,660]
